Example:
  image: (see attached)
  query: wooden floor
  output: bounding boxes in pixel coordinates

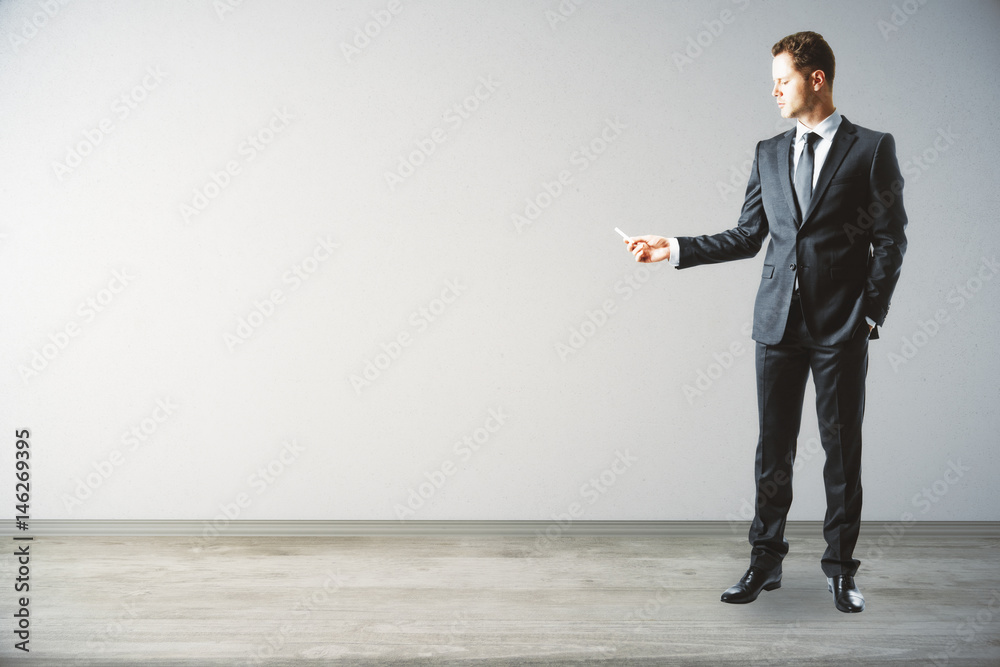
[2,532,998,665]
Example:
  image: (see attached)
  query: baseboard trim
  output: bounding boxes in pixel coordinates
[2,520,997,538]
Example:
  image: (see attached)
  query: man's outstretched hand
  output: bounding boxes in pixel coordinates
[625,235,670,263]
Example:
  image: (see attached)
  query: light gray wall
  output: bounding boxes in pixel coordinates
[2,0,998,524]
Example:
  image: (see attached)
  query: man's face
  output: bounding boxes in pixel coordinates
[771,52,813,119]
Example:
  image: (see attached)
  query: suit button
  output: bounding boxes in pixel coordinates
[789,263,796,270]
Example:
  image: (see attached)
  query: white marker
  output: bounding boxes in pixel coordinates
[614,227,630,240]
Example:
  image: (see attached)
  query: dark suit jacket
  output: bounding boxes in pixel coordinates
[676,117,907,346]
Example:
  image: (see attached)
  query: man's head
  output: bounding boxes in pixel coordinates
[771,31,836,121]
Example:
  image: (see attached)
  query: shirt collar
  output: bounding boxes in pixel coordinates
[796,109,842,143]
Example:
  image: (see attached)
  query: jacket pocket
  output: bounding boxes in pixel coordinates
[762,264,774,279]
[830,175,864,187]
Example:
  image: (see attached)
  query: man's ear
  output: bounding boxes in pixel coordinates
[811,69,827,91]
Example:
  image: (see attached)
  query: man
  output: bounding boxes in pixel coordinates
[625,32,907,613]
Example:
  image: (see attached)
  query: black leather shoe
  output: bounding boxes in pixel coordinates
[827,575,865,613]
[720,566,782,604]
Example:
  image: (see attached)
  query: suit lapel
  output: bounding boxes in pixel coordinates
[801,117,858,225]
[777,129,798,224]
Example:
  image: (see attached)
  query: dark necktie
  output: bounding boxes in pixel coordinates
[794,131,818,219]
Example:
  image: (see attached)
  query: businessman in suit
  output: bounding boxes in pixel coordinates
[624,32,907,613]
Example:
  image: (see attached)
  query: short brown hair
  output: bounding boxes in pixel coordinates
[772,31,836,87]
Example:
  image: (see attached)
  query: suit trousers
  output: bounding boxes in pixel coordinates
[748,294,869,578]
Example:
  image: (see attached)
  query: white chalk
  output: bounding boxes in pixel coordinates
[614,227,630,240]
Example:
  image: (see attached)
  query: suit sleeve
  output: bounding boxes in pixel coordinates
[864,132,908,326]
[675,141,769,268]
